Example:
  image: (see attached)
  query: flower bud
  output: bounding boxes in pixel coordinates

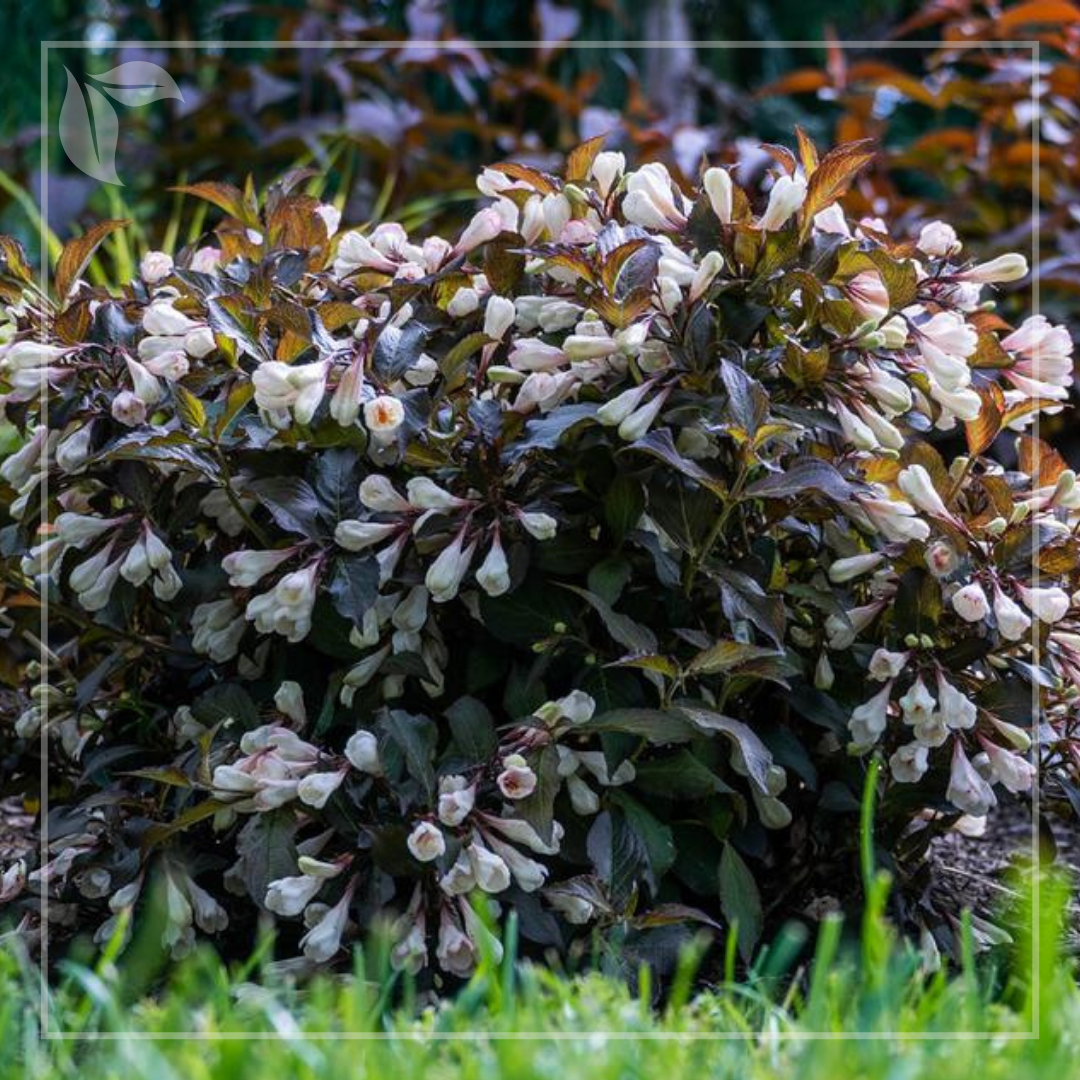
[344,729,382,774]
[475,533,511,597]
[140,250,174,284]
[703,167,733,224]
[425,531,477,603]
[758,174,807,231]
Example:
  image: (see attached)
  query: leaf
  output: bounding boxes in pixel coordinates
[719,843,763,961]
[236,811,299,908]
[720,359,769,437]
[505,403,598,459]
[609,790,676,882]
[566,133,608,182]
[686,640,784,676]
[327,553,380,625]
[372,320,429,381]
[603,474,645,542]
[560,584,658,656]
[794,125,819,176]
[514,743,561,844]
[801,139,878,236]
[1017,434,1068,488]
[313,447,361,524]
[445,697,497,764]
[746,458,852,501]
[587,809,652,903]
[54,218,131,299]
[59,68,121,186]
[578,708,697,745]
[170,182,258,226]
[249,475,326,540]
[625,428,726,495]
[964,382,1006,456]
[381,710,438,803]
[174,385,207,431]
[676,705,774,794]
[88,60,184,106]
[634,750,731,800]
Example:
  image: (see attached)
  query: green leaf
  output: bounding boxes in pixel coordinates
[381,710,438,803]
[578,708,697,745]
[719,842,763,961]
[327,554,380,625]
[604,474,645,542]
[634,750,732,800]
[514,743,561,845]
[676,704,775,794]
[445,696,497,765]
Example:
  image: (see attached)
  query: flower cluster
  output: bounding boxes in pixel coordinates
[2,133,1076,976]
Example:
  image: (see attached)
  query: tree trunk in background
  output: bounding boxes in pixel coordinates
[642,0,697,128]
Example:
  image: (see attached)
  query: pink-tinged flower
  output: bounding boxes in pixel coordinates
[1015,583,1070,623]
[947,742,997,816]
[407,821,446,862]
[297,768,347,809]
[868,648,909,681]
[848,682,893,747]
[111,390,147,427]
[140,250,174,284]
[703,167,733,224]
[475,533,511,597]
[845,271,890,324]
[897,464,956,522]
[916,221,961,258]
[496,754,537,799]
[992,585,1031,641]
[329,357,365,427]
[437,776,476,827]
[483,296,516,341]
[466,841,511,893]
[899,676,936,728]
[190,246,222,273]
[436,906,476,976]
[590,151,626,198]
[758,174,807,231]
[925,539,960,578]
[622,163,689,230]
[915,311,977,390]
[454,207,506,254]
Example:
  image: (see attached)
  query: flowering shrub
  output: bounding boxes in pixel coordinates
[2,132,1078,977]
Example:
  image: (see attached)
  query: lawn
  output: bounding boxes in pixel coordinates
[4,870,1075,1080]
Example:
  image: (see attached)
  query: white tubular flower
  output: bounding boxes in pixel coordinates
[516,509,558,541]
[266,874,322,917]
[297,769,347,809]
[617,388,669,442]
[334,519,400,552]
[407,821,446,862]
[825,600,885,650]
[466,841,511,893]
[252,360,329,424]
[596,382,652,427]
[936,672,977,730]
[690,251,724,303]
[55,512,117,548]
[758,174,807,231]
[889,742,929,783]
[222,548,293,588]
[455,207,505,254]
[951,581,990,623]
[814,651,834,690]
[406,477,469,511]
[483,296,516,341]
[507,338,567,373]
[846,271,890,324]
[329,358,365,427]
[391,913,428,975]
[917,222,961,258]
[359,474,411,513]
[344,729,382,775]
[119,539,152,586]
[438,776,476,826]
[425,530,477,603]
[496,754,537,800]
[928,381,982,423]
[855,495,931,543]
[333,230,398,276]
[482,833,548,892]
[475,814,563,856]
[993,586,1031,641]
[899,676,936,728]
[926,538,960,578]
[1016,583,1069,623]
[916,311,977,390]
[897,464,955,521]
[622,162,688,230]
[703,166,733,224]
[545,888,595,925]
[299,886,353,962]
[439,848,477,896]
[959,253,1028,284]
[475,533,511,597]
[828,552,885,584]
[140,250,174,283]
[112,390,147,427]
[848,682,893,748]
[191,598,246,662]
[590,151,626,198]
[447,286,480,318]
[126,357,163,406]
[981,741,1035,794]
[436,907,476,976]
[868,648,910,681]
[363,395,405,446]
[273,681,305,726]
[947,743,998,816]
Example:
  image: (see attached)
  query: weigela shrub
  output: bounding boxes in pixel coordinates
[2,133,1078,976]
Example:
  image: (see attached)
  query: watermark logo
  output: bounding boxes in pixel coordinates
[58,61,183,186]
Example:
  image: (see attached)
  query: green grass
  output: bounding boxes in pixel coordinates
[2,868,1076,1080]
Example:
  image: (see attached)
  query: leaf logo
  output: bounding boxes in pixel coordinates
[58,61,184,186]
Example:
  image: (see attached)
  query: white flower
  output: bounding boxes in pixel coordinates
[455,207,505,254]
[916,311,977,390]
[951,582,990,622]
[1016,583,1070,623]
[466,842,511,893]
[425,530,477,603]
[982,742,1035,793]
[438,776,476,826]
[993,586,1031,641]
[855,495,931,543]
[947,743,997,816]
[55,512,117,548]
[406,477,469,511]
[334,519,400,551]
[252,360,329,424]
[846,271,890,324]
[344,729,382,775]
[222,548,293,588]
[438,849,477,895]
[825,600,885,650]
[475,534,511,597]
[890,742,930,783]
[482,834,548,892]
[436,908,476,976]
[758,174,807,231]
[899,676,936,728]
[329,358,365,427]
[272,681,306,725]
[703,166,733,224]
[868,649,909,681]
[297,769,346,809]
[299,887,352,961]
[897,464,954,521]
[617,389,669,442]
[407,821,446,862]
[483,296,516,341]
[545,888,595,924]
[848,683,892,747]
[936,672,977,730]
[926,539,960,578]
[590,151,625,197]
[622,162,688,230]
[139,250,174,284]
[266,874,322,916]
[496,754,537,800]
[359,474,411,513]
[959,253,1028,284]
[112,390,147,427]
[534,689,596,727]
[828,552,885,584]
[917,222,961,258]
[363,395,405,445]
